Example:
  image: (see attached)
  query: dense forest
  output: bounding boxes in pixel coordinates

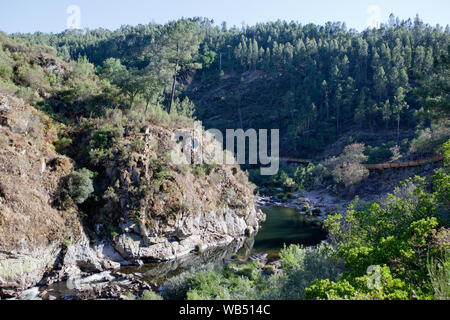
[0,14,449,301]
[11,15,450,159]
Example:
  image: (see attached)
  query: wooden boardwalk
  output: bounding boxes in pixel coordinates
[279,154,444,170]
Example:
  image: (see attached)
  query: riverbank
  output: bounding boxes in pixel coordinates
[256,189,350,222]
[4,197,335,300]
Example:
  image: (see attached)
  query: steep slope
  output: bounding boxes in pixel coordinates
[0,94,83,290]
[0,93,264,295]
[100,122,264,262]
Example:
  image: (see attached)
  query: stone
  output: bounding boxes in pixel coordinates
[18,287,41,300]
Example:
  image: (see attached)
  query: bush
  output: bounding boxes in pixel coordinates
[443,139,450,166]
[186,270,257,300]
[305,265,412,300]
[69,168,95,204]
[410,121,450,155]
[321,169,450,299]
[194,166,206,177]
[279,244,306,270]
[130,138,146,153]
[54,137,72,154]
[0,61,13,80]
[266,243,341,300]
[125,290,164,300]
[324,143,369,191]
[161,264,217,300]
[140,290,164,300]
[427,250,450,300]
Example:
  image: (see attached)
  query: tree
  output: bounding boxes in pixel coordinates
[69,168,95,204]
[381,100,392,129]
[417,45,450,119]
[156,20,202,114]
[392,87,409,142]
[101,58,146,109]
[373,66,387,100]
[141,72,162,114]
[324,143,369,194]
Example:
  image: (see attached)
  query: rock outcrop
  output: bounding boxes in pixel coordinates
[0,95,263,295]
[0,95,119,294]
[101,122,264,262]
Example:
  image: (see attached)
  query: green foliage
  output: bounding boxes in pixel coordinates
[279,244,306,270]
[321,170,450,299]
[427,249,450,300]
[161,264,223,300]
[162,244,340,301]
[250,162,328,193]
[416,45,450,119]
[443,139,450,166]
[54,137,73,154]
[225,260,261,281]
[175,97,196,118]
[0,61,13,80]
[130,138,146,153]
[69,168,95,204]
[126,290,164,300]
[305,265,413,300]
[262,243,341,300]
[193,166,206,177]
[140,290,164,300]
[365,141,407,164]
[410,121,450,155]
[155,20,202,114]
[186,270,257,300]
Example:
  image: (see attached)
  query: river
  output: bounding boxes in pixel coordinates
[34,205,327,299]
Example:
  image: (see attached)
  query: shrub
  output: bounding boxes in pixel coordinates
[267,243,341,300]
[324,143,369,191]
[410,121,450,155]
[140,290,164,300]
[16,86,38,104]
[69,168,95,204]
[0,61,13,80]
[130,138,146,153]
[194,166,206,177]
[427,250,450,300]
[185,270,257,300]
[54,137,72,154]
[279,244,306,270]
[443,139,450,166]
[321,169,450,299]
[305,265,412,300]
[125,290,163,300]
[175,97,196,118]
[161,264,218,300]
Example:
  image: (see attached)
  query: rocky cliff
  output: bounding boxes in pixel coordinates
[0,94,263,296]
[97,122,264,262]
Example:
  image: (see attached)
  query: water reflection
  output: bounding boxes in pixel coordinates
[122,206,327,281]
[39,206,327,297]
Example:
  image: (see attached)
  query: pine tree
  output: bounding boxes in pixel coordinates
[155,20,202,114]
[392,87,409,142]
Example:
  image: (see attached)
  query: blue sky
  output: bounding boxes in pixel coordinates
[0,0,449,34]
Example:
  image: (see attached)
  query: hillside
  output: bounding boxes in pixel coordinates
[0,34,263,297]
[13,17,450,160]
[0,16,448,301]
